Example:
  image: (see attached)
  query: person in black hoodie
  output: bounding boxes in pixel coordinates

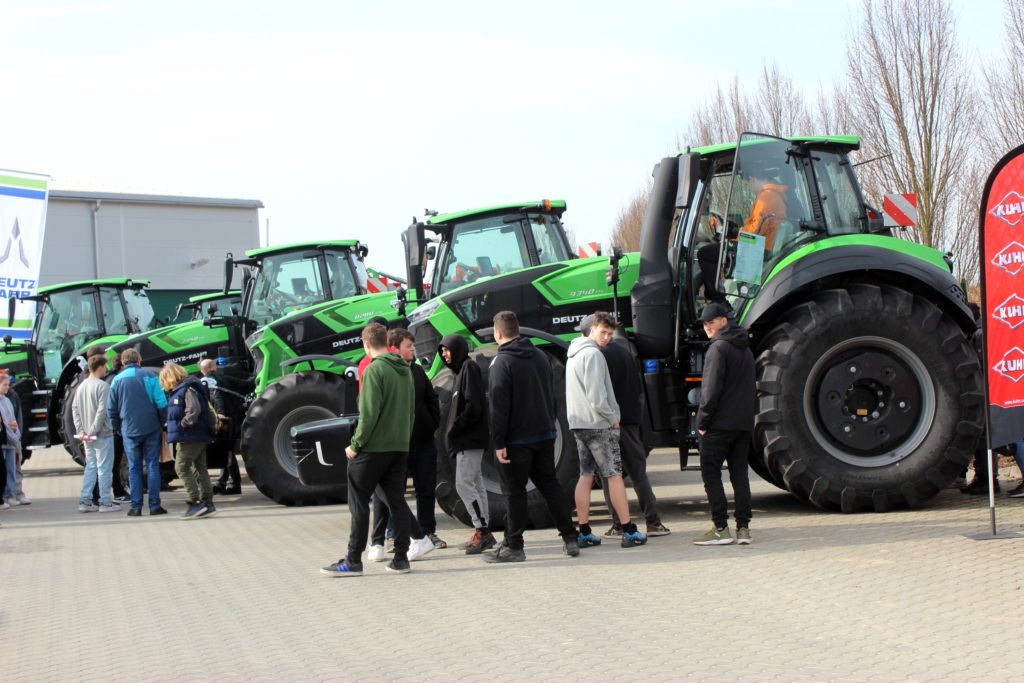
[693,303,756,546]
[484,311,579,563]
[439,333,495,554]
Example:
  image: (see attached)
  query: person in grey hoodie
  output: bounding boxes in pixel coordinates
[565,311,646,549]
[72,354,118,512]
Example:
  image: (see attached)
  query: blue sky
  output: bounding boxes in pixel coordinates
[0,0,1006,275]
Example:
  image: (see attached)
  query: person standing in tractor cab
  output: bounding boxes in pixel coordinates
[694,303,756,546]
[485,310,579,563]
[741,171,787,251]
[160,363,218,520]
[439,333,495,555]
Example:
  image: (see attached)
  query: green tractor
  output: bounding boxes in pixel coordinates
[1,278,157,460]
[98,240,404,505]
[632,132,983,511]
[399,200,636,527]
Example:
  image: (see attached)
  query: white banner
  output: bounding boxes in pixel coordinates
[0,169,49,340]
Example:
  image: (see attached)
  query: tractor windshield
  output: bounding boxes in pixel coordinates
[112,287,156,334]
[434,212,567,295]
[33,288,102,379]
[248,248,362,328]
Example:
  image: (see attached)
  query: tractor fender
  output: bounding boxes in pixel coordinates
[48,355,90,442]
[740,245,975,335]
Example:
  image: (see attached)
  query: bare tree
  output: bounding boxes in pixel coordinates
[980,0,1024,159]
[845,0,977,252]
[610,179,651,252]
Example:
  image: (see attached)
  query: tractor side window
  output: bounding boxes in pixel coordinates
[123,289,156,332]
[528,214,570,264]
[98,287,129,335]
[324,250,362,299]
[438,216,529,295]
[251,253,326,327]
[812,151,863,235]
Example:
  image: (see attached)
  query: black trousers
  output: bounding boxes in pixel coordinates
[370,438,437,544]
[497,440,575,550]
[217,452,241,487]
[699,430,753,529]
[697,242,727,303]
[346,451,411,562]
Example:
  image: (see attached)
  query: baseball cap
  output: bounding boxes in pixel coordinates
[699,303,731,322]
[574,314,596,334]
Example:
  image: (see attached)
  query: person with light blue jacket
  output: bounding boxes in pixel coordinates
[107,348,168,517]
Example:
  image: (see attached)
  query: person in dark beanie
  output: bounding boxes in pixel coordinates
[694,302,756,546]
[440,333,495,554]
[322,322,415,576]
[485,311,579,563]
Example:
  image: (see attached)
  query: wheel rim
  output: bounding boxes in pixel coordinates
[804,336,936,467]
[273,405,337,477]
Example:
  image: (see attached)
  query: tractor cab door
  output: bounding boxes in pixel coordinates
[713,132,817,302]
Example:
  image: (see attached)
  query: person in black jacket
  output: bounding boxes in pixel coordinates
[440,333,495,554]
[485,311,579,563]
[693,303,756,546]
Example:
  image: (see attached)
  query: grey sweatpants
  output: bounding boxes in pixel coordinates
[455,449,489,529]
[601,424,660,524]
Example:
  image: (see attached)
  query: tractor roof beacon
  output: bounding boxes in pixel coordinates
[631,131,983,512]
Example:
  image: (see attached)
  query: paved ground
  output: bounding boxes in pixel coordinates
[2,447,1023,683]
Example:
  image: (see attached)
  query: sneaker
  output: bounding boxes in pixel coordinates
[578,532,602,548]
[386,558,411,574]
[320,558,363,577]
[127,508,142,517]
[428,533,447,549]
[15,494,30,505]
[736,528,752,545]
[602,524,623,540]
[1007,483,1024,499]
[385,537,396,554]
[466,529,498,555]
[961,479,1000,495]
[150,507,168,516]
[212,482,226,495]
[646,521,671,537]
[78,502,99,513]
[483,544,526,563]
[197,503,217,518]
[181,502,206,520]
[113,494,131,504]
[98,503,121,513]
[563,538,581,557]
[621,530,648,548]
[408,536,436,562]
[0,500,10,510]
[693,526,734,545]
[367,544,389,562]
[6,497,19,507]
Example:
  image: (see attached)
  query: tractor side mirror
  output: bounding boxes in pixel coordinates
[224,253,234,295]
[7,295,16,328]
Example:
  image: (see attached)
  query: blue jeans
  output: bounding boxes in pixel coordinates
[2,445,18,499]
[79,436,115,506]
[1013,442,1024,476]
[124,432,162,512]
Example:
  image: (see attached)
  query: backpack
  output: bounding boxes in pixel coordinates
[188,382,222,435]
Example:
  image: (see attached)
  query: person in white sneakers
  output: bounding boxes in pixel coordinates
[72,354,120,513]
[0,370,22,510]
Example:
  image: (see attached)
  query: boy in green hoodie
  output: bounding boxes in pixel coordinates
[321,323,415,576]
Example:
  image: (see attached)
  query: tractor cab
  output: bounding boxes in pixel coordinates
[176,290,243,322]
[228,241,371,332]
[402,200,572,305]
[27,279,154,383]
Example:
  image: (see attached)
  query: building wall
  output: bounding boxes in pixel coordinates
[41,191,262,322]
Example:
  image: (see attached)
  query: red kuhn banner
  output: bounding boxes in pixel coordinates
[980,143,1024,449]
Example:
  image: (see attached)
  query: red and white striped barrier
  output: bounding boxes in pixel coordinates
[577,242,602,258]
[882,193,918,228]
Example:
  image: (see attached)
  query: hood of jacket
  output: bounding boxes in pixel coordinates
[714,323,749,350]
[439,333,469,373]
[567,335,599,359]
[497,335,536,359]
[371,352,412,378]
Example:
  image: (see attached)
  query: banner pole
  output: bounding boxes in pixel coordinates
[987,448,997,535]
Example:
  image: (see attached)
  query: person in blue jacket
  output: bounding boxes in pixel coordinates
[160,363,218,520]
[106,348,168,517]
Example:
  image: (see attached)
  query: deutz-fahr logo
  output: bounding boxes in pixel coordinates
[993,346,1024,383]
[992,293,1024,329]
[989,191,1024,227]
[992,241,1024,276]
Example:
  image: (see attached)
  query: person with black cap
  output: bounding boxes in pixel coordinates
[694,302,756,546]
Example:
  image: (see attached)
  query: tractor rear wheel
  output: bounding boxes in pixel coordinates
[754,284,983,511]
[241,371,352,506]
[433,348,579,530]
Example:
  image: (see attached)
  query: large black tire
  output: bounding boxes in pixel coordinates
[59,372,88,466]
[241,371,352,506]
[433,347,580,530]
[754,284,983,512]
